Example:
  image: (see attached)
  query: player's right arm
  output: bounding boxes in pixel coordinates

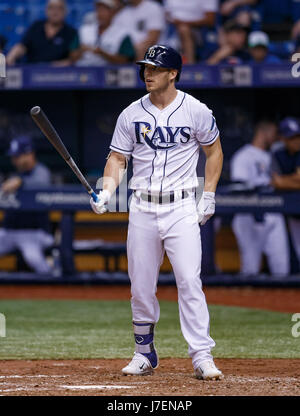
[90,109,132,214]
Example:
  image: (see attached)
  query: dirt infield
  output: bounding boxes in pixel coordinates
[0,358,299,396]
[0,285,299,396]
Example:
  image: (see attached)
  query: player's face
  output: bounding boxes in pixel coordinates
[11,152,36,172]
[265,124,278,148]
[144,65,176,92]
[284,135,300,154]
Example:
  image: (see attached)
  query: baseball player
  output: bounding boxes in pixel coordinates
[90,45,224,380]
[230,121,290,276]
[271,117,300,267]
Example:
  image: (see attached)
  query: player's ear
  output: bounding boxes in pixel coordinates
[169,69,177,83]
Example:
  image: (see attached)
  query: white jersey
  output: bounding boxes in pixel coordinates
[230,144,271,188]
[164,0,219,22]
[110,89,219,193]
[76,21,131,66]
[114,0,165,45]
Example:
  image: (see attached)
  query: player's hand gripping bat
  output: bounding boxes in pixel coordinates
[30,106,98,202]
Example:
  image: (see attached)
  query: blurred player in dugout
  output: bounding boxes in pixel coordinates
[271,117,300,269]
[230,120,290,276]
[0,136,54,274]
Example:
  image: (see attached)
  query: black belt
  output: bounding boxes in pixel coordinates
[134,190,190,204]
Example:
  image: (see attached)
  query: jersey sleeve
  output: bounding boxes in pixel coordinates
[195,102,220,146]
[109,110,134,157]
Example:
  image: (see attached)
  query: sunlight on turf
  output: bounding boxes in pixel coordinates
[0,300,298,359]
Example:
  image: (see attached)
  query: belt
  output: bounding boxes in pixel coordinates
[134,190,190,204]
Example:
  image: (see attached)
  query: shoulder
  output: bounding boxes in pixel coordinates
[35,163,50,175]
[125,93,149,114]
[26,20,45,33]
[184,93,214,122]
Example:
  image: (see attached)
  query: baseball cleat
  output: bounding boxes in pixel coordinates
[195,360,223,380]
[122,352,158,376]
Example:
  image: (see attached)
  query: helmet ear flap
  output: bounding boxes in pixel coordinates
[139,65,145,82]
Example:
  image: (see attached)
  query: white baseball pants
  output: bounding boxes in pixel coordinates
[127,193,215,369]
[0,228,53,274]
[232,213,290,275]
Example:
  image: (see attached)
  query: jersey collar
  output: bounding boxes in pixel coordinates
[143,89,184,116]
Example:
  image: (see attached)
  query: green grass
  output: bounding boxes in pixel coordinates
[0,300,298,360]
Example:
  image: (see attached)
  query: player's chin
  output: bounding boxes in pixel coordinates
[145,82,155,92]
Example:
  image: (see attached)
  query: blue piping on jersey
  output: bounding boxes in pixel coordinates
[210,116,216,131]
[140,97,157,191]
[201,128,219,146]
[160,93,186,193]
[110,144,133,154]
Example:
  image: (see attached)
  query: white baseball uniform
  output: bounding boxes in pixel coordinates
[109,89,219,369]
[230,144,290,275]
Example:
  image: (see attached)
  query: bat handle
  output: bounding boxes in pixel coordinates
[90,191,99,203]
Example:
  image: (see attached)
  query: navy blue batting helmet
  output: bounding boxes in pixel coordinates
[136,45,182,82]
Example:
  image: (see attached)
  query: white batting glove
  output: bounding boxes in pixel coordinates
[197,191,215,225]
[90,189,111,215]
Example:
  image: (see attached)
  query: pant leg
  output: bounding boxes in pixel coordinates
[232,214,263,274]
[0,229,16,256]
[263,214,290,276]
[288,217,300,264]
[15,230,52,274]
[127,198,164,323]
[161,198,215,369]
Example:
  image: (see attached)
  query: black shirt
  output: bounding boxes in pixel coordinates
[21,19,79,63]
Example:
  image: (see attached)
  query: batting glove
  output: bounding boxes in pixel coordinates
[197,191,215,226]
[90,189,111,215]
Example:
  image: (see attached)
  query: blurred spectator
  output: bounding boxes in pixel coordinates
[76,0,135,66]
[220,0,258,27]
[271,117,300,266]
[115,0,165,60]
[230,121,290,276]
[0,136,54,274]
[207,20,251,64]
[163,0,218,64]
[248,31,281,63]
[255,0,300,41]
[6,0,79,66]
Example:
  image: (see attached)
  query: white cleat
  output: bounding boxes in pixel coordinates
[122,353,157,376]
[195,360,224,380]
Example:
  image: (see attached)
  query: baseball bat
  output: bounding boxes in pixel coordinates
[30,106,98,202]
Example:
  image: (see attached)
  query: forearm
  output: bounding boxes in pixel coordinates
[233,0,257,6]
[102,153,127,195]
[94,47,129,64]
[6,43,27,65]
[273,174,300,190]
[204,141,224,192]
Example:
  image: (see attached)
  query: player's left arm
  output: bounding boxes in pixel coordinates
[197,137,223,225]
[202,137,223,192]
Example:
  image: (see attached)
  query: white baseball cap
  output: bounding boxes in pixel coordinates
[95,0,116,8]
[248,31,269,48]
